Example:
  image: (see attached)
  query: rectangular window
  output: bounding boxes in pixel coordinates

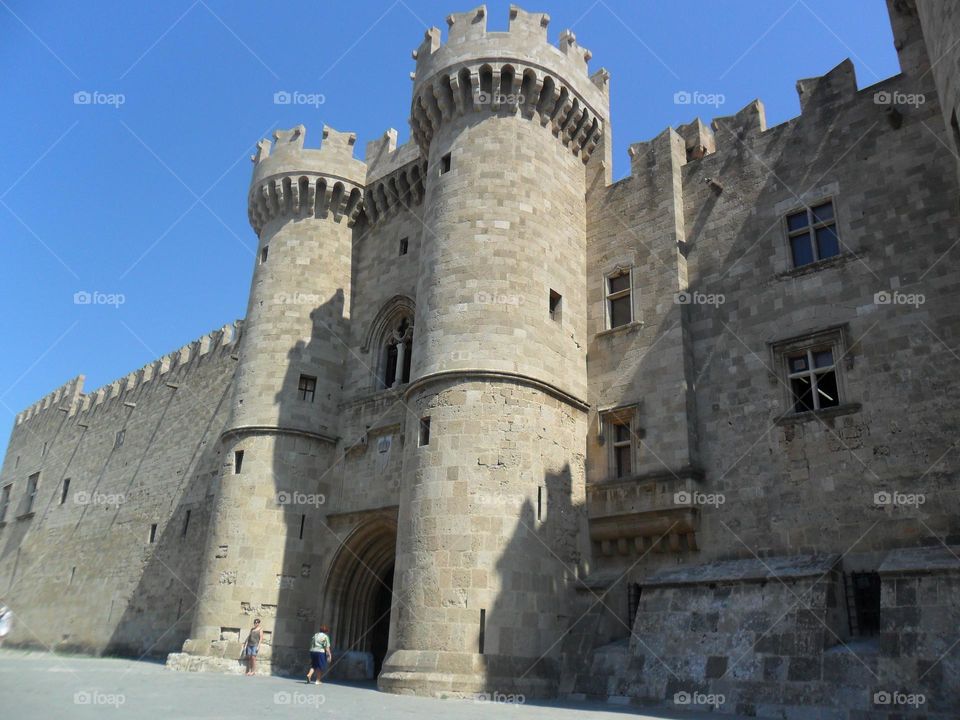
[149,523,157,543]
[0,484,10,522]
[260,245,269,264]
[537,485,544,521]
[786,200,839,268]
[115,430,125,449]
[603,407,637,480]
[549,289,562,322]
[399,237,409,256]
[612,422,632,478]
[60,478,71,505]
[25,472,39,514]
[440,152,452,175]
[605,269,632,329]
[182,509,191,537]
[298,374,317,402]
[418,416,431,447]
[846,572,881,637]
[787,347,840,413]
[628,583,642,627]
[234,450,244,474]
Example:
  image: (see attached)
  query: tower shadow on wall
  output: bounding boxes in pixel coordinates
[103,349,236,659]
[265,289,347,675]
[482,462,587,698]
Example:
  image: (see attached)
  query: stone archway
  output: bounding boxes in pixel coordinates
[321,516,397,680]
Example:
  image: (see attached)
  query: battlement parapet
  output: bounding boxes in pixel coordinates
[248,125,366,235]
[362,129,427,224]
[409,5,609,162]
[625,57,887,177]
[14,322,242,428]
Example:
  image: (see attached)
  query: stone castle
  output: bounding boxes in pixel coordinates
[1,2,959,717]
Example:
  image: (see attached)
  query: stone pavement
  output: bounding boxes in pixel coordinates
[0,649,749,720]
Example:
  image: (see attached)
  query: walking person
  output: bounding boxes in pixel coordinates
[0,605,12,648]
[243,618,263,676]
[306,625,332,685]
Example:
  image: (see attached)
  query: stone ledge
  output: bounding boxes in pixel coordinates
[878,545,960,575]
[641,552,840,588]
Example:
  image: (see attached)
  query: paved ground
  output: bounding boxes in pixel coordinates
[0,649,744,720]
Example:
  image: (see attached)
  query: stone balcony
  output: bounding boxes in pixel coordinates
[586,470,702,555]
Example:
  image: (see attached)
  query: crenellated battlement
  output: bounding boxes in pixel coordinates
[248,125,366,235]
[14,322,242,428]
[362,129,427,224]
[625,56,893,175]
[409,5,609,162]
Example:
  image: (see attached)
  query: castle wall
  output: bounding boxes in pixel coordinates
[0,324,240,656]
[916,0,960,180]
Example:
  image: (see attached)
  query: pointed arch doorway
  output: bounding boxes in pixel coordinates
[322,512,397,680]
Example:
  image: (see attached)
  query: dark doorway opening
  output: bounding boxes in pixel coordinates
[371,564,394,677]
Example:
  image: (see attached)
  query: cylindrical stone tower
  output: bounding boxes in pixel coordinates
[379,6,608,697]
[187,125,365,668]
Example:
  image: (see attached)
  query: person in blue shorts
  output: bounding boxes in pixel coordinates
[306,624,332,685]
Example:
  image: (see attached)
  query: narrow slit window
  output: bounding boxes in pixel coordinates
[60,478,71,505]
[115,430,125,449]
[418,416,431,447]
[951,109,960,154]
[440,152,452,175]
[260,245,269,264]
[234,450,244,474]
[479,608,486,654]
[298,374,317,402]
[69,567,76,585]
[299,513,306,540]
[399,237,409,256]
[549,290,562,322]
[148,523,158,544]
[537,485,544,521]
[182,509,191,537]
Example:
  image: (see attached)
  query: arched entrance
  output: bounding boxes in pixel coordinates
[322,517,397,680]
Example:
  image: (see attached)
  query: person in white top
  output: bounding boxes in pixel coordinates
[306,624,332,685]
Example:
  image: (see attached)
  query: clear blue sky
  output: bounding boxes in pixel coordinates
[0,0,899,458]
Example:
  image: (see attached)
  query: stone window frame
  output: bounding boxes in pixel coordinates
[599,404,639,481]
[24,472,39,516]
[603,265,635,331]
[0,483,11,523]
[769,324,859,423]
[362,296,416,394]
[783,198,841,269]
[773,184,856,277]
[298,374,317,402]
